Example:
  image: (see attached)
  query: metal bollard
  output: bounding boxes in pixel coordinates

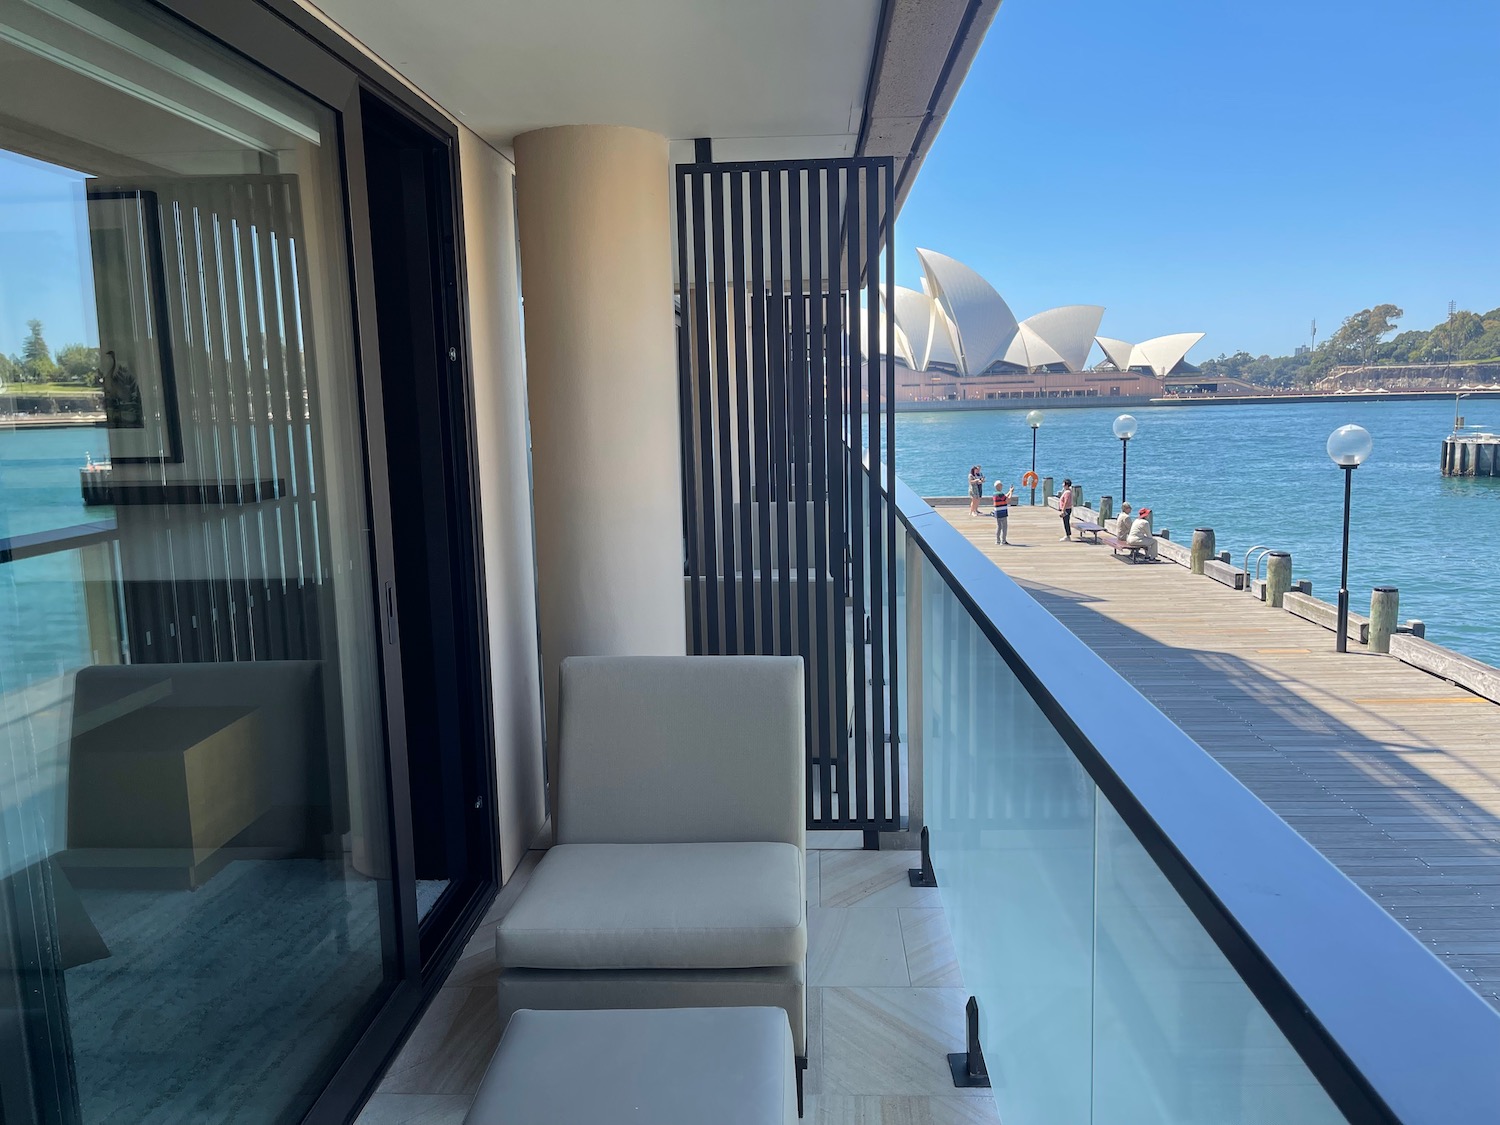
[1189,528,1215,575]
[1098,496,1113,521]
[1265,551,1291,607]
[1369,586,1398,654]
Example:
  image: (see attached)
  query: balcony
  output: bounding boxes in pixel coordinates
[342,462,1500,1124]
[5,464,1499,1123]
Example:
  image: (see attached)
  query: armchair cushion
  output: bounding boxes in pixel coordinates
[555,656,804,849]
[495,841,806,970]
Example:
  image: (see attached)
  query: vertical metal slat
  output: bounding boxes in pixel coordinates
[748,171,774,651]
[709,171,738,654]
[689,170,720,653]
[675,169,704,654]
[728,170,756,653]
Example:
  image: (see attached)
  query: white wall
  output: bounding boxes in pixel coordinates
[458,127,548,880]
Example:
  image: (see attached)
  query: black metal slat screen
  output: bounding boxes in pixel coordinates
[676,157,900,832]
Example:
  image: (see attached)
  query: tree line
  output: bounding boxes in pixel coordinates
[1200,304,1500,388]
[0,320,99,388]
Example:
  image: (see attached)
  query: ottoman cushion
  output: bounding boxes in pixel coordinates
[466,1006,796,1125]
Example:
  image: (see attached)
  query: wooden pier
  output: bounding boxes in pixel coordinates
[1443,432,1500,476]
[937,503,1500,1012]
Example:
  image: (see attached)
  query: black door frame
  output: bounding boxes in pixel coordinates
[358,89,500,964]
[1,2,504,1122]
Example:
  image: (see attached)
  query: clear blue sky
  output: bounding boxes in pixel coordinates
[0,151,95,359]
[896,0,1500,361]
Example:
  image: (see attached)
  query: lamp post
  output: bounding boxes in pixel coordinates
[1112,414,1138,503]
[1026,410,1043,504]
[1327,424,1373,653]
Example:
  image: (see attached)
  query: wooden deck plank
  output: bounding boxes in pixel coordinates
[936,505,1500,1012]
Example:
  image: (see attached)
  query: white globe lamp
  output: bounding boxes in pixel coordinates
[1327,424,1374,653]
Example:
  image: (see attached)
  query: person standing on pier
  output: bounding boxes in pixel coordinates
[992,479,1015,544]
[1058,478,1075,541]
[968,466,984,517]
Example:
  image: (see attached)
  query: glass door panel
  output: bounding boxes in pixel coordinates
[0,1,398,1121]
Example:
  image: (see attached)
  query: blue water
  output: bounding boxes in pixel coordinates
[1,426,116,687]
[894,398,1500,665]
[4,407,1500,672]
[0,426,114,537]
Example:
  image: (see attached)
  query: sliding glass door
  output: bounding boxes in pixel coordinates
[0,1,479,1121]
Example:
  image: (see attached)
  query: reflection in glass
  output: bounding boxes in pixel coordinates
[0,0,395,1120]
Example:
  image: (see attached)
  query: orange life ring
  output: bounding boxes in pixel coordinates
[1022,471,1039,488]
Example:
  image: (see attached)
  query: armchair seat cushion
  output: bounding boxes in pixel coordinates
[496,842,805,971]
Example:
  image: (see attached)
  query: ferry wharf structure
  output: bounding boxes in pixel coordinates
[1442,431,1500,476]
[935,503,1500,1013]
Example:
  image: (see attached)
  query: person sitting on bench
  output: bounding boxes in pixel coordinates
[1113,501,1133,540]
[1126,507,1158,561]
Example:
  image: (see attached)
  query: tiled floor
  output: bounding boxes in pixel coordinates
[355,848,999,1125]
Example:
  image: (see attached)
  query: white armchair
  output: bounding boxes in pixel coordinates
[495,655,808,1054]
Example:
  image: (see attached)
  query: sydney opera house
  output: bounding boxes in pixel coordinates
[875,248,1248,405]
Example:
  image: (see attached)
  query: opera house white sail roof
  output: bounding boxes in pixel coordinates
[1096,332,1206,378]
[874,250,1203,379]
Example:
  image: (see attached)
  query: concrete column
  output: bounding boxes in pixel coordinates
[514,125,685,797]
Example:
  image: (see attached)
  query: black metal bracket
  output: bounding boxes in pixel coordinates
[947,995,991,1089]
[908,825,938,887]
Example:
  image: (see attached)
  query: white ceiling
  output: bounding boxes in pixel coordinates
[310,0,885,159]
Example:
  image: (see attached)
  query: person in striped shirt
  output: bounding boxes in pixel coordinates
[992,479,1016,544]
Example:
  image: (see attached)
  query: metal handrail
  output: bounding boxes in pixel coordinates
[869,456,1500,1125]
[1243,545,1274,593]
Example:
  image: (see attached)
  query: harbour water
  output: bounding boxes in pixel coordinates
[894,397,1500,666]
[1,426,116,687]
[0,425,115,537]
[4,401,1500,671]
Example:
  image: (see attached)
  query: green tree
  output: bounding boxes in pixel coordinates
[1325,304,1403,366]
[1425,310,1484,361]
[55,343,98,385]
[1379,329,1429,363]
[19,319,57,383]
[0,352,17,387]
[1459,324,1500,362]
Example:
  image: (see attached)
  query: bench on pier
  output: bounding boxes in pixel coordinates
[1073,519,1104,543]
[1102,534,1151,563]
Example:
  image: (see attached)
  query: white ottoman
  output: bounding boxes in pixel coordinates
[465,1007,797,1125]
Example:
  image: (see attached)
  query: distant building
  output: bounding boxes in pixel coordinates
[862,248,1208,403]
[1295,345,1310,357]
